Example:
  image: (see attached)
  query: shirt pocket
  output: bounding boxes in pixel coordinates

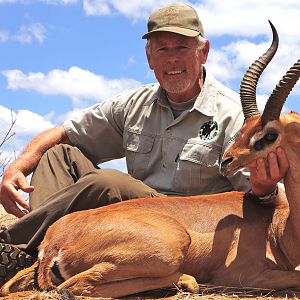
[179,142,220,167]
[124,130,155,180]
[173,142,222,195]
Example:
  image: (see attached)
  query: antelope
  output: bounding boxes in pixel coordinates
[2,21,300,298]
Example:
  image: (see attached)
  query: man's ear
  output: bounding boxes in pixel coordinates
[146,45,154,70]
[200,39,210,64]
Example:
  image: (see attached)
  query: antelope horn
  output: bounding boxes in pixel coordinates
[240,21,279,119]
[261,59,300,126]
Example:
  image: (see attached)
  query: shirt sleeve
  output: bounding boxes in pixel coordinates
[63,93,129,165]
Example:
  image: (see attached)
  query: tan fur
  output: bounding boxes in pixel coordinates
[2,113,300,297]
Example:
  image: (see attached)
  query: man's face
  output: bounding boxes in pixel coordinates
[146,32,209,102]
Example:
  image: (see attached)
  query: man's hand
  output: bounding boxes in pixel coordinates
[0,125,70,218]
[0,168,34,217]
[249,147,289,197]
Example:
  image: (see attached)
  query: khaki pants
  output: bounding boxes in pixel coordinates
[4,144,164,254]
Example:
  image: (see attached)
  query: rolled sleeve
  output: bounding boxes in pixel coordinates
[64,99,126,164]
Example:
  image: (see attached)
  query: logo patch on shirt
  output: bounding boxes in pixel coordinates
[199,121,219,140]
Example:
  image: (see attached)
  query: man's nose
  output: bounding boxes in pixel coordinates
[167,49,180,63]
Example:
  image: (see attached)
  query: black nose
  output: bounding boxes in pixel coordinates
[220,157,234,175]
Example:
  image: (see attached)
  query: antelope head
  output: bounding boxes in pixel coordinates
[221,21,300,176]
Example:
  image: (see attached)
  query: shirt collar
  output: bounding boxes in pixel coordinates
[193,70,217,117]
[144,84,168,107]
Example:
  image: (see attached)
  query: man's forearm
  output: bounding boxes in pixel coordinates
[6,125,71,177]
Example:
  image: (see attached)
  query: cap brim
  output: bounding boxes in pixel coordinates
[142,26,201,39]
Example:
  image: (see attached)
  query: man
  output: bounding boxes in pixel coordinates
[0,3,288,285]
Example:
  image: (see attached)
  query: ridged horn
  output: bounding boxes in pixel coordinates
[261,59,300,126]
[240,21,279,119]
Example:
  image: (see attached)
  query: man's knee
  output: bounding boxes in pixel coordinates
[81,169,132,195]
[43,144,77,158]
[81,169,161,203]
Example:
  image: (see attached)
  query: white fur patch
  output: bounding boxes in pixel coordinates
[38,249,45,260]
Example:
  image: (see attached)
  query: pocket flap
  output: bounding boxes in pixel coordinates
[124,131,155,153]
[180,143,220,167]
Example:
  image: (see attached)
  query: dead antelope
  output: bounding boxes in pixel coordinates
[2,21,300,298]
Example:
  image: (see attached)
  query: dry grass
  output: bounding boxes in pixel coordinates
[1,287,300,300]
[0,205,18,228]
[131,286,300,300]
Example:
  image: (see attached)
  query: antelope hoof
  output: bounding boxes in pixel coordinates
[177,274,199,293]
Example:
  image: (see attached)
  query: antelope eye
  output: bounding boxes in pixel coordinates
[264,132,278,142]
[253,131,278,151]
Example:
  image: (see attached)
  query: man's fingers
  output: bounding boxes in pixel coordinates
[276,147,289,174]
[2,197,27,218]
[6,183,30,210]
[0,171,32,216]
[267,152,280,181]
[22,186,34,193]
[16,177,34,193]
[249,149,288,197]
[256,158,267,180]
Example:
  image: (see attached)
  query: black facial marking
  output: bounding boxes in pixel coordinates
[253,131,278,151]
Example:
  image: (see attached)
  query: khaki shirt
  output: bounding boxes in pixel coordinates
[64,71,250,196]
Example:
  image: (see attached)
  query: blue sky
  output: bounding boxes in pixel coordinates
[1,0,300,172]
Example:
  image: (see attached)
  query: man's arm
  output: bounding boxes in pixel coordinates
[0,125,71,217]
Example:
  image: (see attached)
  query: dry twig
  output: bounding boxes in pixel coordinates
[0,110,17,178]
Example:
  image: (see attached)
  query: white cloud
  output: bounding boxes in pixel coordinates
[0,23,47,44]
[207,38,300,95]
[192,1,300,38]
[0,31,9,42]
[82,0,170,19]
[83,0,111,15]
[0,105,54,163]
[14,23,47,44]
[1,0,300,39]
[206,48,240,85]
[0,105,54,136]
[1,67,142,106]
[80,0,300,35]
[207,39,272,86]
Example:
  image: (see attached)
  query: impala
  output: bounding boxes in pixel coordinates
[2,21,300,298]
